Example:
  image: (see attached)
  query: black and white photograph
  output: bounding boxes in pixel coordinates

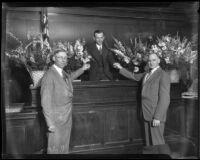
[1,1,199,159]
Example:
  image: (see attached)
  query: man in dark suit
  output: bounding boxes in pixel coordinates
[113,53,171,155]
[87,30,116,81]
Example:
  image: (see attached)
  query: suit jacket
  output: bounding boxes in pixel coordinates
[87,42,115,81]
[40,65,84,128]
[119,67,170,122]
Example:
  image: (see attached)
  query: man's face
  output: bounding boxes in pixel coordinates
[53,51,68,69]
[148,53,160,69]
[94,32,104,45]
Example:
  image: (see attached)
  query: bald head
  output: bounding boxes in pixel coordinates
[148,53,160,69]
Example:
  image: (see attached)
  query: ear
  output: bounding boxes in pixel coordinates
[93,36,95,41]
[158,58,160,64]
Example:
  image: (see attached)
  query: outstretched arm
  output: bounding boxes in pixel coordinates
[113,63,144,81]
[71,63,90,80]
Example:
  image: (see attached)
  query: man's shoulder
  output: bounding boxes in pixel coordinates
[159,68,170,81]
[43,66,56,79]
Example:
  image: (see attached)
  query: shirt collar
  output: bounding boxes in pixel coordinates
[96,44,102,50]
[150,66,160,74]
[53,64,63,77]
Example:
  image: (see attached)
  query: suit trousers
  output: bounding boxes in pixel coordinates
[144,120,165,146]
[47,117,72,154]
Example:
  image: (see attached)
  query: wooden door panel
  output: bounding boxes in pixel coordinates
[71,110,104,149]
[104,109,129,144]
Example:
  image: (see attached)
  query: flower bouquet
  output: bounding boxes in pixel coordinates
[149,33,197,85]
[6,32,52,88]
[25,34,52,71]
[149,33,196,68]
[110,36,148,73]
[54,39,92,72]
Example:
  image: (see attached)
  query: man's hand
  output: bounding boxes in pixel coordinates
[152,119,160,127]
[113,63,122,69]
[82,63,90,71]
[48,126,56,132]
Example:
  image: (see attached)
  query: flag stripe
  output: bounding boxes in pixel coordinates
[41,8,49,43]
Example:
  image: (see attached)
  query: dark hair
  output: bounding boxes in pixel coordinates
[94,30,104,36]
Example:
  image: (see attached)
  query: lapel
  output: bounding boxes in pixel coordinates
[101,44,107,60]
[142,67,161,86]
[91,43,103,64]
[50,66,73,93]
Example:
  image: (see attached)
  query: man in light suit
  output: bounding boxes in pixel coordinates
[87,30,116,81]
[40,49,90,154]
[113,53,171,155]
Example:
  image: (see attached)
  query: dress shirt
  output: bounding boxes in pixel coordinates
[53,64,63,77]
[144,66,160,82]
[96,44,102,51]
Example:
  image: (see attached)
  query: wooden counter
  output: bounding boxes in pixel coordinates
[4,81,196,155]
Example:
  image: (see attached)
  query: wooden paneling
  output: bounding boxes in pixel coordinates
[5,5,195,46]
[105,109,129,144]
[5,111,45,154]
[70,110,104,149]
[5,81,198,156]
[6,125,26,154]
[6,10,41,42]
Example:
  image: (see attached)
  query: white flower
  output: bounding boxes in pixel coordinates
[82,57,90,64]
[164,36,170,42]
[158,42,165,47]
[180,49,185,54]
[152,45,159,52]
[124,56,130,64]
[170,46,175,50]
[30,56,35,63]
[162,46,167,50]
[157,51,162,57]
[134,66,139,72]
[133,60,139,65]
[76,51,84,57]
[164,57,170,64]
[74,40,84,53]
[136,53,142,59]
[77,45,84,52]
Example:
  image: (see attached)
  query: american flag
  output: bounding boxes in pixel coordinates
[41,8,50,43]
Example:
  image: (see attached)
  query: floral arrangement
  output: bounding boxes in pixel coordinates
[110,36,131,64]
[149,33,198,87]
[5,32,27,65]
[53,39,92,71]
[110,36,149,73]
[149,33,197,69]
[5,31,93,72]
[5,32,52,71]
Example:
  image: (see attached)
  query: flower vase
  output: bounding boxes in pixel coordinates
[29,70,45,107]
[30,70,45,89]
[167,69,180,83]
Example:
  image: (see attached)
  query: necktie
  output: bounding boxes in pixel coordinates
[62,70,67,81]
[144,69,152,82]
